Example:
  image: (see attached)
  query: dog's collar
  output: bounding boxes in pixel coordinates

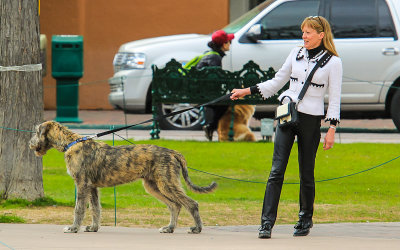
[63,137,90,152]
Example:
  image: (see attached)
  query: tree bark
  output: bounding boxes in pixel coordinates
[0,0,44,200]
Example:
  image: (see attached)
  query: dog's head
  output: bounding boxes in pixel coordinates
[29,121,58,156]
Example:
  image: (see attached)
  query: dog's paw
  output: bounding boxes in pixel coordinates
[188,226,201,234]
[84,225,99,232]
[159,226,174,233]
[63,226,79,233]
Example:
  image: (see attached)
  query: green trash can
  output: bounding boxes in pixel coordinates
[52,35,83,123]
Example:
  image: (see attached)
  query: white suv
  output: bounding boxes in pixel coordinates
[109,0,400,131]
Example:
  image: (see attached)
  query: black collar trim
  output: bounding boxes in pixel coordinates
[296,47,304,60]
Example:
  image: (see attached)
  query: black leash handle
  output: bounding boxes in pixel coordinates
[94,93,233,138]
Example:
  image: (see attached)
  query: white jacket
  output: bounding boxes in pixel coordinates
[257,47,342,122]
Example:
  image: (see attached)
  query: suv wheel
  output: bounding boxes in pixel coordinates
[390,89,400,132]
[157,103,203,130]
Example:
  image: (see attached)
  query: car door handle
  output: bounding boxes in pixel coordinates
[382,47,400,56]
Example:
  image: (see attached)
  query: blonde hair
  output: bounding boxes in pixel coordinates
[301,16,339,57]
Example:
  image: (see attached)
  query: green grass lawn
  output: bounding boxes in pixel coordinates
[2,140,399,227]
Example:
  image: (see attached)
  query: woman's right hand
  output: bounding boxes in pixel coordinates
[230,88,250,100]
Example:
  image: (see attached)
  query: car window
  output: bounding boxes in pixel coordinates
[257,0,320,40]
[378,0,396,38]
[223,0,276,34]
[329,0,395,38]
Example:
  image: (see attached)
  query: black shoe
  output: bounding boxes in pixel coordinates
[258,223,272,239]
[293,220,313,237]
[202,125,214,141]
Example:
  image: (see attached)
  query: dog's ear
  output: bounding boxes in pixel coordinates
[37,122,50,138]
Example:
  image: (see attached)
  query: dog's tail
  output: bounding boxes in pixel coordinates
[174,153,217,193]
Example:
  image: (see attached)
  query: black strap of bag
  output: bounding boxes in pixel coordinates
[297,52,332,102]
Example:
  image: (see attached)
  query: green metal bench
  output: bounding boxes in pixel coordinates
[150,59,281,140]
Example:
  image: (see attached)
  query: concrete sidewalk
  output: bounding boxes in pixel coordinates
[1,222,399,250]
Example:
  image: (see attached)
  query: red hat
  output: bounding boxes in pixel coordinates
[211,30,234,46]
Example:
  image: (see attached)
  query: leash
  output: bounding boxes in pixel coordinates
[95,93,232,138]
[63,93,233,151]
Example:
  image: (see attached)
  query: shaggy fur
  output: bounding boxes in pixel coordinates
[217,105,256,142]
[29,121,217,234]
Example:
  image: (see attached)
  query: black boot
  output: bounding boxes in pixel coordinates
[202,125,214,141]
[258,223,272,239]
[293,219,313,237]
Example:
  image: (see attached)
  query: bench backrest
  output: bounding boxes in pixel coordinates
[151,59,282,105]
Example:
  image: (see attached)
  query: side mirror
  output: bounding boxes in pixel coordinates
[246,24,262,43]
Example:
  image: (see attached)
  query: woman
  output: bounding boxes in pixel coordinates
[199,30,234,141]
[230,16,342,238]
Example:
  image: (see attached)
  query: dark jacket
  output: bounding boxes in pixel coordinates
[195,42,226,69]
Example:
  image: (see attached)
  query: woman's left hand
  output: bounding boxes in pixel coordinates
[323,127,336,150]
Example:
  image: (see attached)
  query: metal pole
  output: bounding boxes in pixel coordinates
[112,126,117,226]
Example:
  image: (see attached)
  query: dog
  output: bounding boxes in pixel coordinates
[29,121,217,234]
[217,105,256,142]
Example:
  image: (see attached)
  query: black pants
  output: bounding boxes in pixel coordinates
[203,105,229,130]
[261,112,321,227]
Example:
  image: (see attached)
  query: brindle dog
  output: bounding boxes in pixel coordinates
[29,121,217,234]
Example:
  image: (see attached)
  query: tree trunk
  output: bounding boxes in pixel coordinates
[0,0,44,200]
